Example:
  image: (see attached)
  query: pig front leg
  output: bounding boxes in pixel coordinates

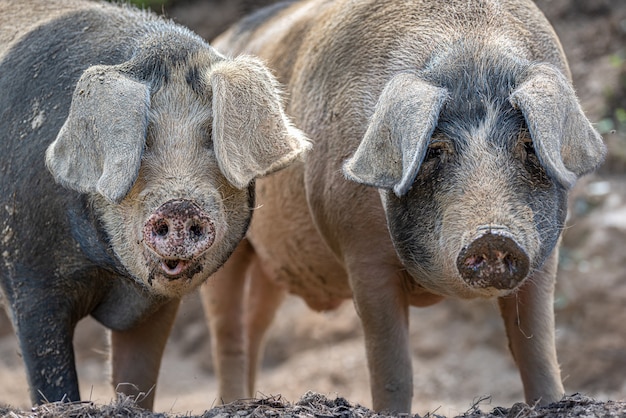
[14,295,80,405]
[348,263,413,414]
[498,248,564,406]
[110,298,180,410]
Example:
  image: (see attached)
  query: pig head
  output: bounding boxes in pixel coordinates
[45,54,307,298]
[344,57,605,298]
[201,0,606,414]
[0,0,307,409]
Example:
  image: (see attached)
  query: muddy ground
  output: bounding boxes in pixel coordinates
[0,0,625,417]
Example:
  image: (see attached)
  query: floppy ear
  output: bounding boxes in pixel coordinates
[343,73,447,197]
[210,56,310,189]
[509,63,606,189]
[46,65,149,203]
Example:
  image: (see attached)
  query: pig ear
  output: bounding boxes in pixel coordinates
[210,56,310,189]
[46,65,149,204]
[509,63,606,189]
[343,73,448,197]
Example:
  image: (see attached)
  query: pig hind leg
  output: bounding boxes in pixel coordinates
[244,253,286,396]
[201,239,286,403]
[202,240,252,403]
[110,298,180,410]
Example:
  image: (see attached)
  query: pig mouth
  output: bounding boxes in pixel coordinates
[160,259,191,277]
[147,256,203,282]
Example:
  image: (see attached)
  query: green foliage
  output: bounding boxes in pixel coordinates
[609,53,625,68]
[107,0,169,12]
[599,53,626,135]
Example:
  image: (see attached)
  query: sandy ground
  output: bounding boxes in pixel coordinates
[1,0,625,416]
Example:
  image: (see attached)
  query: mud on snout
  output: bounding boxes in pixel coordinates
[455,225,531,292]
[142,198,217,281]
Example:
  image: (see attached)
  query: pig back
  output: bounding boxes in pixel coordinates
[216,0,570,192]
[284,0,569,147]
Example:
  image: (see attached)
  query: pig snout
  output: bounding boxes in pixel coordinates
[456,227,530,290]
[143,199,216,276]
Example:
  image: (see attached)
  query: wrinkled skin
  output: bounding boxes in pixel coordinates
[0,0,307,410]
[201,0,606,414]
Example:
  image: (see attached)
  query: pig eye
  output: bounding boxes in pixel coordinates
[145,125,155,148]
[425,139,453,162]
[202,122,214,149]
[524,138,535,155]
[517,131,535,161]
[203,134,213,149]
[517,132,549,183]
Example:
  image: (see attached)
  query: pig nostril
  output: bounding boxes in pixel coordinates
[464,254,487,271]
[154,220,169,237]
[504,254,517,273]
[189,223,204,240]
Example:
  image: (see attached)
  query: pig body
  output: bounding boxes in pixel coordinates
[0,0,307,409]
[202,0,606,414]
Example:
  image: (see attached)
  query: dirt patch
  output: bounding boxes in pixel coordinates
[1,393,625,418]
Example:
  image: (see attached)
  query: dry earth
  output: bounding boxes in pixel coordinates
[1,0,625,417]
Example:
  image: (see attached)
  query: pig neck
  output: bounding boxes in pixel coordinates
[67,195,168,329]
[67,195,128,276]
[91,275,168,331]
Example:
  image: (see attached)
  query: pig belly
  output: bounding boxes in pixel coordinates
[249,218,352,311]
[248,166,351,311]
[256,235,350,311]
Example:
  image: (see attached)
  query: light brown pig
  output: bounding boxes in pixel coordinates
[201,0,606,413]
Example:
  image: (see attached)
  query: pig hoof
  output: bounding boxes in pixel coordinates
[456,232,529,290]
[143,199,216,276]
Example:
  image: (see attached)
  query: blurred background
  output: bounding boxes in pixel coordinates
[1,0,625,416]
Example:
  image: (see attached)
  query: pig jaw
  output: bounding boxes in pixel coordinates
[381,191,560,299]
[92,184,251,299]
[138,193,234,298]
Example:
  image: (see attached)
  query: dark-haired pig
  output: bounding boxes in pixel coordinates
[0,0,308,409]
[200,0,606,414]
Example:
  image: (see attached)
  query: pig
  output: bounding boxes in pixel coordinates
[0,0,308,410]
[200,0,607,414]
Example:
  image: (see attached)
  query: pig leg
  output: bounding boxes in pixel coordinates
[347,263,412,413]
[110,298,180,410]
[12,294,80,404]
[244,254,286,396]
[201,240,253,403]
[498,248,564,406]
